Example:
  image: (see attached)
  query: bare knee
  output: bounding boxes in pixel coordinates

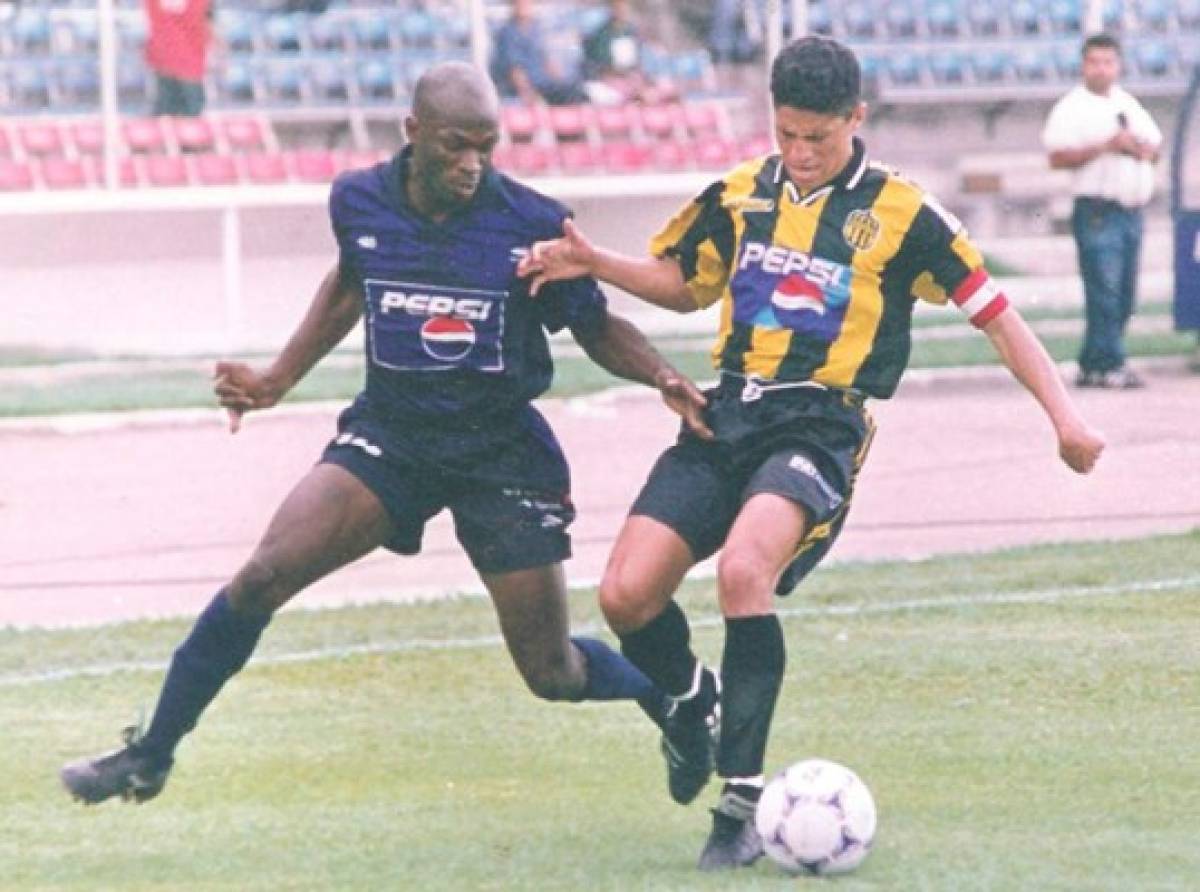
[517,655,581,702]
[716,548,776,616]
[598,564,661,633]
[227,554,295,616]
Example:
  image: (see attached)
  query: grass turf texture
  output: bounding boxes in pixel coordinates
[3,530,1199,890]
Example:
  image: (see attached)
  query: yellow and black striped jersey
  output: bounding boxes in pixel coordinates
[650,138,1008,399]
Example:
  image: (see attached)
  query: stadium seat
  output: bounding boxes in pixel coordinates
[353,16,392,51]
[171,116,217,153]
[118,15,147,52]
[1009,0,1043,34]
[885,2,919,37]
[309,59,351,102]
[842,2,877,38]
[556,141,600,174]
[602,142,651,174]
[16,121,65,157]
[336,150,387,173]
[926,0,961,36]
[1181,0,1200,29]
[397,10,438,48]
[1048,0,1082,33]
[288,149,337,182]
[887,52,923,86]
[62,14,100,54]
[669,51,714,94]
[242,151,289,184]
[966,0,1002,35]
[39,157,88,190]
[807,2,834,35]
[1053,41,1083,78]
[143,154,190,187]
[55,59,101,107]
[639,103,680,140]
[501,104,545,143]
[1137,0,1172,31]
[1014,47,1053,82]
[264,60,306,103]
[66,119,105,155]
[122,118,166,154]
[218,62,256,104]
[650,141,690,172]
[11,64,52,110]
[929,51,968,84]
[972,50,1013,83]
[263,13,304,53]
[548,105,591,143]
[118,59,150,108]
[86,155,139,188]
[593,104,636,142]
[0,159,35,191]
[308,14,349,51]
[193,152,240,186]
[506,143,554,176]
[682,101,727,138]
[690,139,734,170]
[356,58,396,101]
[740,134,775,158]
[220,116,270,152]
[0,126,11,157]
[1133,39,1174,77]
[11,9,52,54]
[219,11,256,54]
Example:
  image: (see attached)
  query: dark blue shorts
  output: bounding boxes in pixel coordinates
[630,380,875,593]
[319,402,575,574]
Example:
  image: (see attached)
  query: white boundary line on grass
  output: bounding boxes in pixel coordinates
[2,574,1196,689]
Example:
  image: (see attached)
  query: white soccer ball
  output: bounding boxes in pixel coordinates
[754,758,877,876]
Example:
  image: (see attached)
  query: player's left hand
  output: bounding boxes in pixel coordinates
[1057,421,1106,474]
[655,368,713,440]
[213,361,284,433]
[518,218,596,296]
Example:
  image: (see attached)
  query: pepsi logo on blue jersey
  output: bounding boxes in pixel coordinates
[366,279,507,372]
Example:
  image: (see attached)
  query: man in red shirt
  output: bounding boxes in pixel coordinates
[144,0,213,117]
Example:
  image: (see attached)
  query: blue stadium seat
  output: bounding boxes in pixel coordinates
[263,14,304,53]
[1133,39,1174,77]
[219,12,256,54]
[353,16,392,51]
[58,15,100,53]
[1014,47,1054,82]
[926,0,961,36]
[356,57,396,101]
[1009,0,1043,34]
[885,2,919,38]
[807,2,834,35]
[1136,0,1172,32]
[1102,0,1125,30]
[843,1,877,38]
[308,14,349,52]
[309,59,351,102]
[56,59,100,107]
[966,0,1002,35]
[117,58,149,108]
[11,9,52,53]
[218,62,256,105]
[1180,0,1200,29]
[397,10,438,48]
[887,51,923,86]
[929,50,968,84]
[972,49,1012,83]
[1046,0,1081,33]
[263,60,305,103]
[12,63,52,109]
[1053,41,1083,78]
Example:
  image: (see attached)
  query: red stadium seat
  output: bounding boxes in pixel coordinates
[193,152,239,186]
[602,142,652,174]
[15,121,65,156]
[122,117,166,153]
[220,116,270,152]
[242,151,289,184]
[0,159,35,190]
[651,141,691,172]
[682,101,728,137]
[692,138,735,170]
[0,126,11,157]
[638,103,681,141]
[740,133,775,158]
[507,143,554,176]
[336,149,387,173]
[548,104,591,142]
[594,104,637,141]
[143,154,189,187]
[86,155,139,188]
[557,141,600,174]
[67,119,105,155]
[171,116,216,153]
[501,104,545,143]
[288,149,337,183]
[39,157,88,190]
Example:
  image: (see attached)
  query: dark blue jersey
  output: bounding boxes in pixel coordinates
[330,147,607,425]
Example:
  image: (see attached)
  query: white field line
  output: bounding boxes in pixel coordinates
[1,574,1196,689]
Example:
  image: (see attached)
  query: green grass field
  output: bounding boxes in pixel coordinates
[4,531,1198,890]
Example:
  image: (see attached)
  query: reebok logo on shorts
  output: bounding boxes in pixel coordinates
[788,454,842,508]
[335,432,382,457]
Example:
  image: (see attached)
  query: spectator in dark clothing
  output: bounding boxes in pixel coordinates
[582,0,676,104]
[491,0,588,106]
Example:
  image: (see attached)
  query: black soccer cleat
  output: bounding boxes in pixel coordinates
[697,790,765,871]
[660,667,720,805]
[60,726,173,805]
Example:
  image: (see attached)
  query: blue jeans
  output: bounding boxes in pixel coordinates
[1072,197,1143,373]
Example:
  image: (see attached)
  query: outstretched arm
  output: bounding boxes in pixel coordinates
[214,263,364,432]
[982,307,1105,473]
[573,310,713,440]
[519,218,698,313]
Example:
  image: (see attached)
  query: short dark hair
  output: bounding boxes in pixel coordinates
[1082,33,1121,56]
[770,36,861,116]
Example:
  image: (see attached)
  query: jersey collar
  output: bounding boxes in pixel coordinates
[772,136,868,207]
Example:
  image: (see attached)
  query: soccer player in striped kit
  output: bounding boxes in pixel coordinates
[60,62,712,806]
[521,36,1106,870]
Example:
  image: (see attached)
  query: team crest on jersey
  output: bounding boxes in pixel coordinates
[842,209,881,251]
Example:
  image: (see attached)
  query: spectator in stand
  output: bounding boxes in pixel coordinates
[581,0,676,105]
[144,0,215,117]
[491,0,589,106]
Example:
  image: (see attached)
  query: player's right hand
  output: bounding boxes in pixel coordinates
[518,217,596,296]
[212,361,284,434]
[1057,422,1106,474]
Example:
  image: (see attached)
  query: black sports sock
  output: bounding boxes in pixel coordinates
[716,614,785,782]
[616,600,699,698]
[139,589,270,761]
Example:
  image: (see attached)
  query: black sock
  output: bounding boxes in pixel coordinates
[616,600,699,698]
[139,589,270,761]
[716,614,785,783]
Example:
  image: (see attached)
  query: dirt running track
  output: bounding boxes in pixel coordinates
[2,366,1198,628]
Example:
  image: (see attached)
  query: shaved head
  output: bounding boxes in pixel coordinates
[412,61,500,130]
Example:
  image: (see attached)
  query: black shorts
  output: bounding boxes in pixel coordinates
[630,378,875,592]
[319,402,575,574]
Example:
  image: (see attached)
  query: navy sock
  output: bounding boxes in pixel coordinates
[571,636,657,701]
[616,601,699,698]
[716,614,785,782]
[139,590,270,760]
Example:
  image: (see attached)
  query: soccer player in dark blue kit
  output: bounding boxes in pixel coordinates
[60,61,712,805]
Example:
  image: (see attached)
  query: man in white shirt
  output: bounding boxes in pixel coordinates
[1043,34,1162,388]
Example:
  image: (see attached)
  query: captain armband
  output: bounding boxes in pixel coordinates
[950,268,1009,329]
